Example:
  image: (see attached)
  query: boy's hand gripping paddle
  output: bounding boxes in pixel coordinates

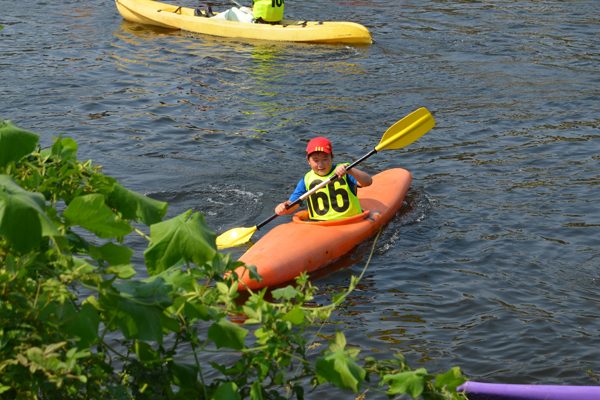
[216,107,435,249]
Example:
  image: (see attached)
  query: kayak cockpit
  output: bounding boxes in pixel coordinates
[292,209,371,225]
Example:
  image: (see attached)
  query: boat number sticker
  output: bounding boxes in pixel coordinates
[307,177,350,216]
[272,0,284,7]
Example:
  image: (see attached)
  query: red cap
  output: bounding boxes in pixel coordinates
[306,137,332,155]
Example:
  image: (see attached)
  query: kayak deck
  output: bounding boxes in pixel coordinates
[116,0,373,44]
[237,169,411,289]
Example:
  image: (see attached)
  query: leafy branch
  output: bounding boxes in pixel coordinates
[0,120,468,399]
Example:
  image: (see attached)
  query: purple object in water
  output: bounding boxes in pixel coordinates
[457,381,600,400]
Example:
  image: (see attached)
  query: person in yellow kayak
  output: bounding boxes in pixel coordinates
[275,137,372,221]
[251,0,284,23]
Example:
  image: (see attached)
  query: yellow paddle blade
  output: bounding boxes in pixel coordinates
[216,226,258,249]
[375,107,435,152]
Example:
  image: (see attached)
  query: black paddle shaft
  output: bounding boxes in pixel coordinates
[255,148,378,231]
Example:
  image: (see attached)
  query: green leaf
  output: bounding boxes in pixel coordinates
[208,319,248,350]
[62,303,100,349]
[108,264,136,279]
[316,349,365,393]
[89,172,117,194]
[168,361,199,392]
[182,300,211,321]
[271,285,299,300]
[160,312,180,333]
[0,120,39,168]
[135,340,159,363]
[162,270,194,292]
[61,137,78,152]
[48,134,77,160]
[114,276,174,307]
[51,135,78,160]
[291,384,304,400]
[89,242,134,266]
[5,253,36,277]
[329,329,347,353]
[0,175,61,253]
[144,209,216,276]
[435,366,466,392]
[63,193,133,239]
[66,232,90,254]
[216,281,229,295]
[211,382,240,400]
[67,255,96,276]
[51,135,63,155]
[281,306,305,325]
[245,264,262,283]
[116,299,164,345]
[143,260,195,291]
[382,370,426,398]
[250,381,263,400]
[210,253,247,278]
[108,182,168,226]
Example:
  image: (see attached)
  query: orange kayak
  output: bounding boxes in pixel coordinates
[236,168,411,290]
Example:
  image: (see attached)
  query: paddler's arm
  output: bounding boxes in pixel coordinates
[275,201,299,215]
[334,165,372,188]
[275,178,304,215]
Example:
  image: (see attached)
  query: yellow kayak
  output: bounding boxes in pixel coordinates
[115,0,373,44]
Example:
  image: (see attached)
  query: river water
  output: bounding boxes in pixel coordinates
[2,0,599,396]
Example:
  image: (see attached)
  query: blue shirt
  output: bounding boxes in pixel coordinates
[289,164,359,202]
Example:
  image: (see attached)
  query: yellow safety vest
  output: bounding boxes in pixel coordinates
[252,0,284,22]
[304,164,362,221]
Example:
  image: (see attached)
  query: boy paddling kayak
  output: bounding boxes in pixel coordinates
[216,107,435,249]
[275,137,372,221]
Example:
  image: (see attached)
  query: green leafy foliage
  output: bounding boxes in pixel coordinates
[0,120,39,168]
[62,302,101,349]
[108,182,168,226]
[436,366,467,392]
[212,382,241,400]
[208,318,248,350]
[144,209,217,275]
[382,369,428,398]
[0,122,468,399]
[0,175,61,253]
[63,193,133,238]
[315,330,364,393]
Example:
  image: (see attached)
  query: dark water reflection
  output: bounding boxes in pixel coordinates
[2,0,600,396]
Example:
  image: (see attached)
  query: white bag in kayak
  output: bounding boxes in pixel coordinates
[212,7,254,23]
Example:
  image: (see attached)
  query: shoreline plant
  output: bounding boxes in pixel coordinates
[0,119,467,399]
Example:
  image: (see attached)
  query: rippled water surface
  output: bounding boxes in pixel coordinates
[2,0,600,395]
